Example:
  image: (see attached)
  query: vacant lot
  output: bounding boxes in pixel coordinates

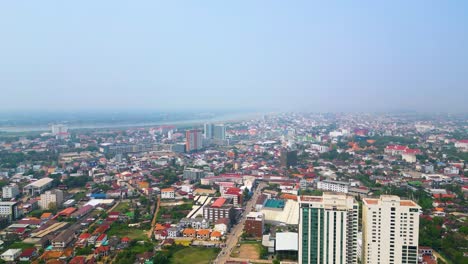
[107,222,149,241]
[170,247,220,264]
[231,241,261,260]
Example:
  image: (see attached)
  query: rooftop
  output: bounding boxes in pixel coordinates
[265,199,285,209]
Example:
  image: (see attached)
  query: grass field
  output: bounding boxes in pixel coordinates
[113,202,130,213]
[170,247,220,264]
[107,222,149,241]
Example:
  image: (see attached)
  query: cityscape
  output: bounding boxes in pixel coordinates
[1,1,468,264]
[0,113,466,263]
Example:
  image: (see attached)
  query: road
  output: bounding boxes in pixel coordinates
[215,182,267,264]
[148,195,161,239]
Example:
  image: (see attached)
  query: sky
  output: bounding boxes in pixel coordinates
[1,1,467,113]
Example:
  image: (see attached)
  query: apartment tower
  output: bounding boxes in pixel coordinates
[298,193,359,264]
[362,195,421,264]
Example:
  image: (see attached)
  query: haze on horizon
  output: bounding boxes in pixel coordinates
[1,1,467,113]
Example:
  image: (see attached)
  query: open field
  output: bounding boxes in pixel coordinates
[113,202,130,213]
[170,247,220,264]
[107,223,149,241]
[231,241,261,260]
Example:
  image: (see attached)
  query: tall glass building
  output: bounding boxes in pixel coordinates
[298,193,359,264]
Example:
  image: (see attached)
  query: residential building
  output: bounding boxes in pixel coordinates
[204,123,226,140]
[222,187,242,206]
[0,201,19,222]
[161,188,175,199]
[362,195,421,264]
[1,249,21,262]
[298,193,359,264]
[2,185,19,199]
[213,124,226,140]
[204,123,214,139]
[186,129,203,152]
[39,190,64,210]
[183,168,205,180]
[245,212,264,238]
[317,180,349,194]
[203,198,235,223]
[51,124,68,135]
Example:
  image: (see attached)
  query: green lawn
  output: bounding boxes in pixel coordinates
[8,242,35,250]
[107,222,149,241]
[170,247,220,264]
[113,202,130,213]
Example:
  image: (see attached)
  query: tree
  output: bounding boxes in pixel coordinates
[153,253,170,264]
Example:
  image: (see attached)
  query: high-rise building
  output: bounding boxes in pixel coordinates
[51,124,68,135]
[298,193,359,264]
[213,124,226,140]
[362,195,421,264]
[280,149,298,168]
[204,123,214,139]
[185,129,203,152]
[204,123,226,140]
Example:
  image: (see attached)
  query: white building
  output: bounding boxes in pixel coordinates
[298,193,359,264]
[0,202,19,221]
[51,124,68,135]
[402,152,417,163]
[1,249,21,262]
[362,195,421,264]
[317,180,349,193]
[39,190,64,210]
[2,185,19,199]
[161,188,175,199]
[23,177,53,196]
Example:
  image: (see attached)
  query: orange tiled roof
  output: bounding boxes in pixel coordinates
[155,224,166,231]
[197,229,211,235]
[183,228,196,235]
[211,231,222,237]
[41,212,53,219]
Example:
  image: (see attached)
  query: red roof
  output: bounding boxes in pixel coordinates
[386,145,408,151]
[78,233,91,240]
[19,248,36,257]
[212,198,227,208]
[404,149,421,154]
[225,187,241,195]
[96,233,107,241]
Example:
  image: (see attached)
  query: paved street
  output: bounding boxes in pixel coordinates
[215,182,267,264]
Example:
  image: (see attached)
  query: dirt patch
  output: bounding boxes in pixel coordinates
[238,244,260,259]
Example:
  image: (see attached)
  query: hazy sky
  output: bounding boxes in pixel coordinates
[1,1,467,112]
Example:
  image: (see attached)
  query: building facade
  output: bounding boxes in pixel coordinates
[2,185,19,199]
[317,180,349,194]
[161,188,175,199]
[280,149,298,168]
[183,168,205,180]
[0,202,19,222]
[298,193,359,264]
[245,212,264,238]
[39,190,64,210]
[362,195,421,264]
[186,129,203,152]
